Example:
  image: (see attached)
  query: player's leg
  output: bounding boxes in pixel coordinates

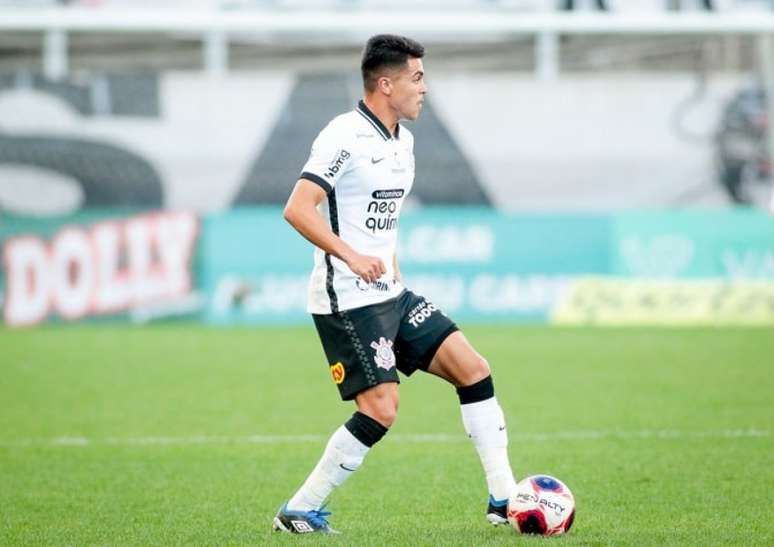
[425,330,488,387]
[280,384,395,518]
[274,305,400,534]
[392,290,516,526]
[427,331,517,525]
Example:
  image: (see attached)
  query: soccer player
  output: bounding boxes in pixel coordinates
[273,34,517,534]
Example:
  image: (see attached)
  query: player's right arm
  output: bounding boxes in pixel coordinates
[283,179,386,283]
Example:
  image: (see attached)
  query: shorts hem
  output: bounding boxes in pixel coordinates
[340,378,400,401]
[418,324,459,372]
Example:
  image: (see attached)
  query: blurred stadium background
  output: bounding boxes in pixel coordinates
[1,1,773,327]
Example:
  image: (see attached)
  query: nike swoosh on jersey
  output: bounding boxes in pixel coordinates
[339,463,356,472]
[371,157,385,164]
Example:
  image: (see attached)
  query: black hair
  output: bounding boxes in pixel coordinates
[361,34,425,92]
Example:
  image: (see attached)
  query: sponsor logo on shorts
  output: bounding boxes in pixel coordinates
[330,362,345,384]
[370,337,395,371]
[407,300,439,328]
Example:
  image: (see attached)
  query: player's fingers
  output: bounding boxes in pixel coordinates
[358,264,372,282]
[378,260,386,274]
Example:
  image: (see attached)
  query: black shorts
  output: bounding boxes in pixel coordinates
[312,290,459,401]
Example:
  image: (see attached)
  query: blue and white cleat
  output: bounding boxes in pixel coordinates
[272,503,340,534]
[486,495,509,526]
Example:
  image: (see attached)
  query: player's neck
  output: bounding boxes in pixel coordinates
[362,96,398,137]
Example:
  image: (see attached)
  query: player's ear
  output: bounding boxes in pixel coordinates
[377,76,392,96]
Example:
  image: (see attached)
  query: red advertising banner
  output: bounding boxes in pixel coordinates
[2,210,199,327]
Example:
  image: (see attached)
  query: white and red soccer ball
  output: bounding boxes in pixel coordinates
[507,475,575,536]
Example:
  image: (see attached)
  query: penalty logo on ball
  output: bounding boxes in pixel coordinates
[507,474,576,536]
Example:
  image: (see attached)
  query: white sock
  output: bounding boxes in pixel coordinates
[460,396,517,502]
[286,425,370,511]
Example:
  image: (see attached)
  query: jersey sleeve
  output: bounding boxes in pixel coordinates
[299,124,353,193]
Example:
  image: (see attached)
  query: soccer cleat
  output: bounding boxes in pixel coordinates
[486,495,509,526]
[272,502,340,534]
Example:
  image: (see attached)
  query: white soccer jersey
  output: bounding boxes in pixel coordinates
[300,100,415,314]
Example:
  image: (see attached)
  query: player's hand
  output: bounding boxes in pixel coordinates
[345,252,386,284]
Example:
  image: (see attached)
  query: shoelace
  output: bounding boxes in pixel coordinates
[305,506,332,529]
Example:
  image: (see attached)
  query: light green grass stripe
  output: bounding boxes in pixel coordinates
[0,428,767,447]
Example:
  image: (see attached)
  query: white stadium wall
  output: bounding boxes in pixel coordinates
[0,70,759,216]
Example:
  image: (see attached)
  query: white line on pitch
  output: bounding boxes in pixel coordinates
[0,429,768,448]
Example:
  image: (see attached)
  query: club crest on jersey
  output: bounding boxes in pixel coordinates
[370,337,395,371]
[330,362,346,384]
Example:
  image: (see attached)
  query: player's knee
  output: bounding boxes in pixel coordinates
[356,384,399,428]
[460,356,490,386]
[359,400,397,428]
[372,391,399,427]
[476,356,491,378]
[371,402,398,428]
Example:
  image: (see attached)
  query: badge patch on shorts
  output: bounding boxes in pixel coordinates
[330,362,345,384]
[370,337,396,371]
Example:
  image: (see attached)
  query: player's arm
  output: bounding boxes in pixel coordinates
[283,179,386,283]
[393,253,402,283]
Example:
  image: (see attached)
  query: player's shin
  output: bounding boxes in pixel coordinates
[457,376,517,503]
[286,411,388,511]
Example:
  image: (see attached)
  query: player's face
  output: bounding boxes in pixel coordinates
[389,57,426,121]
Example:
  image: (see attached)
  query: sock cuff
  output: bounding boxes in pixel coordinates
[456,375,494,405]
[344,411,389,447]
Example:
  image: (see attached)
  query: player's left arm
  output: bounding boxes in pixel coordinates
[393,253,402,283]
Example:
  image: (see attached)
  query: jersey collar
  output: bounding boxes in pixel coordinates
[357,99,400,141]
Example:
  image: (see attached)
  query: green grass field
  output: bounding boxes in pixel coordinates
[1,326,772,546]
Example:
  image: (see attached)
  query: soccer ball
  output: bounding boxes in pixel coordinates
[507,475,576,536]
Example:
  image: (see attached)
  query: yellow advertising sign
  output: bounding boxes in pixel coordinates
[552,278,774,326]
